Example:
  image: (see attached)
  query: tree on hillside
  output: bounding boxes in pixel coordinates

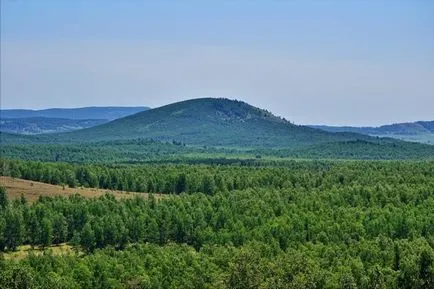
[227,249,262,289]
[202,175,215,195]
[0,215,5,251]
[70,230,81,254]
[419,250,434,289]
[40,218,53,248]
[4,208,24,251]
[175,173,187,194]
[52,214,68,245]
[0,186,7,210]
[80,222,95,253]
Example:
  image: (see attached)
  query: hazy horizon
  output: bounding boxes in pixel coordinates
[1,1,433,126]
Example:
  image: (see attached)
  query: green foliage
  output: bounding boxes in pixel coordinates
[80,223,95,253]
[3,207,24,251]
[1,136,433,163]
[40,218,53,248]
[0,186,7,210]
[0,160,433,288]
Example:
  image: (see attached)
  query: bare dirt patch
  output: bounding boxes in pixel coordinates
[0,176,160,203]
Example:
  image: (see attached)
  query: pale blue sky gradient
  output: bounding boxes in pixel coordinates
[1,0,433,125]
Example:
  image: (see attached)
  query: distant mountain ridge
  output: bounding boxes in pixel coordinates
[0,106,149,135]
[0,117,108,135]
[1,106,148,121]
[310,121,434,144]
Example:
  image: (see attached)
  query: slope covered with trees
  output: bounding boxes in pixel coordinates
[311,121,434,144]
[1,137,433,162]
[0,117,107,135]
[22,98,377,147]
[1,99,433,161]
[0,160,433,288]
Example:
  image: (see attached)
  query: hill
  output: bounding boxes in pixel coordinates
[0,117,107,135]
[54,98,376,147]
[311,121,434,144]
[2,98,433,160]
[1,106,148,121]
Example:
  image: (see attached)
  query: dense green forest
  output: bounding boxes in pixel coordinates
[1,137,433,163]
[1,160,433,288]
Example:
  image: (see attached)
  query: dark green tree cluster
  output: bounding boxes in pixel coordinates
[2,158,433,195]
[0,160,433,287]
[0,139,228,164]
[1,134,433,164]
[2,242,432,289]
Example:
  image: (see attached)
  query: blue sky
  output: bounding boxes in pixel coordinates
[1,0,433,125]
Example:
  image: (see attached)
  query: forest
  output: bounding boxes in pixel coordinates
[2,137,434,166]
[1,159,433,288]
[2,0,434,287]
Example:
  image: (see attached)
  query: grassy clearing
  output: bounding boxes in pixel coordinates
[0,176,159,203]
[1,243,75,261]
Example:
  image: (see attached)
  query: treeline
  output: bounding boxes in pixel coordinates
[0,139,205,164]
[1,186,434,251]
[1,181,433,253]
[1,159,434,287]
[2,137,433,165]
[2,158,433,195]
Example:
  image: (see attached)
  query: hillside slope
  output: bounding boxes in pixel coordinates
[1,106,148,121]
[311,121,434,144]
[0,117,107,135]
[56,98,375,147]
[3,98,433,159]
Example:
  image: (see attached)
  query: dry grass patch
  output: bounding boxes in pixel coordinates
[1,243,74,261]
[0,176,163,203]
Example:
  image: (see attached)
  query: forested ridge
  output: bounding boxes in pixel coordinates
[1,160,433,288]
[3,99,434,158]
[310,121,434,145]
[2,137,434,163]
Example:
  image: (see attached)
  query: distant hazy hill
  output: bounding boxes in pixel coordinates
[310,121,434,144]
[1,106,148,121]
[51,98,389,147]
[0,117,107,135]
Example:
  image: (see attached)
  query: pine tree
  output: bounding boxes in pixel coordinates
[80,222,95,253]
[40,218,53,248]
[70,230,81,254]
[175,173,187,194]
[4,208,24,251]
[0,214,5,251]
[202,175,215,195]
[52,215,68,245]
[0,186,7,210]
[419,250,434,289]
